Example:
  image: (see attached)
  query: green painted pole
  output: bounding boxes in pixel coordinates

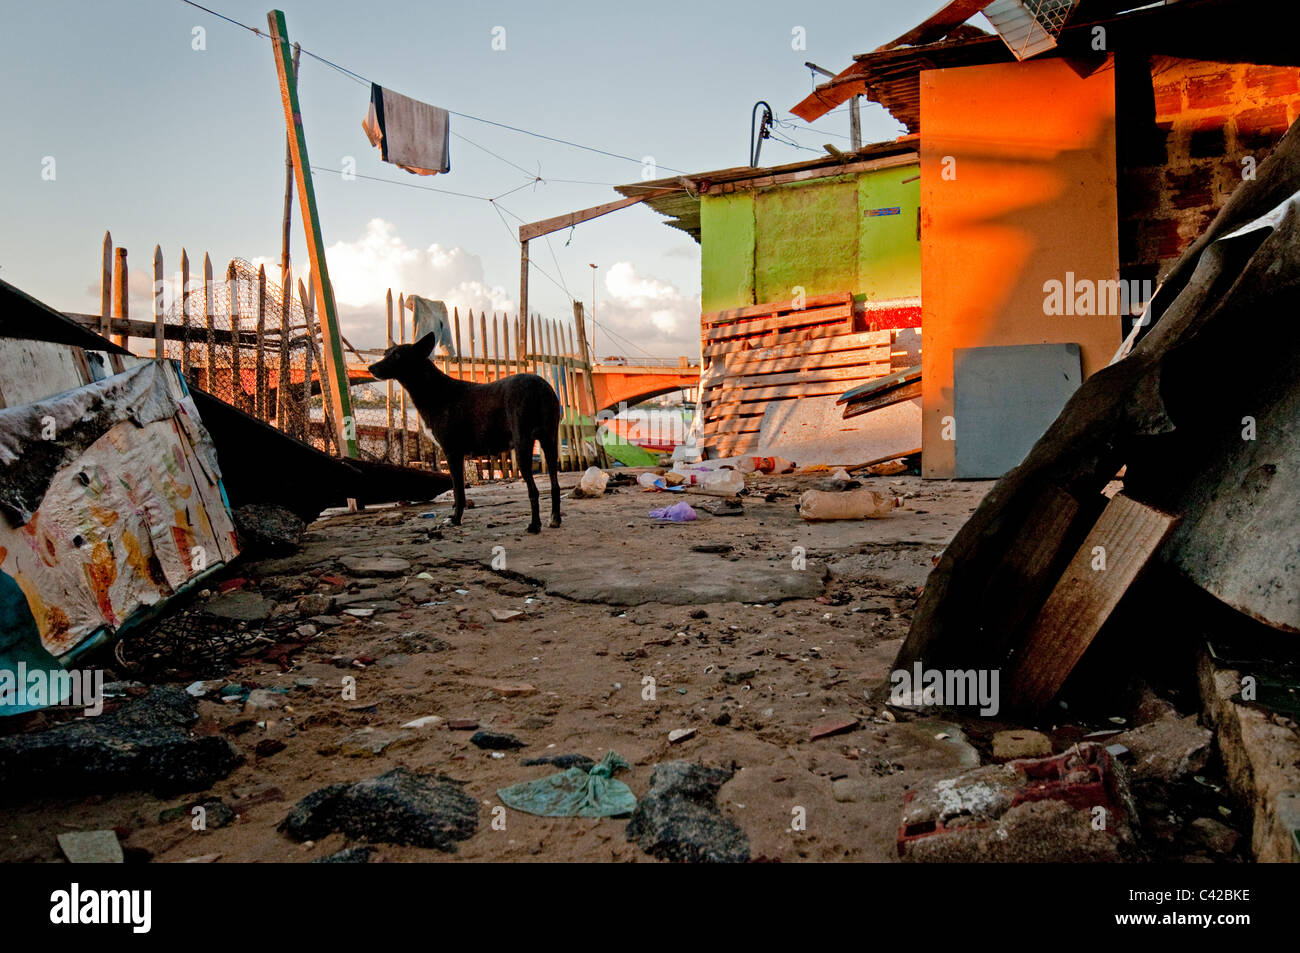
[267,9,357,457]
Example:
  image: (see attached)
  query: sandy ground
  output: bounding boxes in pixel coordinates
[0,471,1118,863]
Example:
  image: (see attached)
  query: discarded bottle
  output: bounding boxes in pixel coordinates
[737,456,796,474]
[797,488,899,521]
[579,467,609,496]
[684,469,745,497]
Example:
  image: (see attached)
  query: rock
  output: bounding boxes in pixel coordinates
[1187,817,1241,855]
[338,728,416,757]
[626,761,750,863]
[296,593,333,617]
[280,767,477,851]
[447,719,479,731]
[203,591,274,623]
[232,503,305,557]
[668,728,697,744]
[57,830,123,864]
[489,608,524,622]
[313,845,376,863]
[339,555,412,578]
[721,669,756,686]
[696,498,744,516]
[470,730,526,750]
[195,798,236,829]
[0,686,242,796]
[1112,715,1212,783]
[992,729,1053,762]
[185,680,225,698]
[294,678,321,690]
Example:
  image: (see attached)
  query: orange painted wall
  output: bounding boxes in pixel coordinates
[919,56,1121,478]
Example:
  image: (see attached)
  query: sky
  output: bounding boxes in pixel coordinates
[0,0,931,359]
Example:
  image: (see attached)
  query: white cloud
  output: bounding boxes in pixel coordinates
[293,218,515,347]
[593,261,699,360]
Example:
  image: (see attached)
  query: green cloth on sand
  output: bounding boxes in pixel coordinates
[497,751,636,818]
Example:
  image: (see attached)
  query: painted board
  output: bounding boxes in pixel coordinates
[953,342,1080,478]
[757,395,921,466]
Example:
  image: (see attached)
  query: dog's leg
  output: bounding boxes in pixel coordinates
[447,451,466,526]
[542,432,562,528]
[517,433,542,534]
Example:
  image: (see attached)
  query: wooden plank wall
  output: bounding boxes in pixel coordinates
[699,292,893,457]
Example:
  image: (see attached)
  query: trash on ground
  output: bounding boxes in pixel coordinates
[798,488,900,521]
[649,501,698,522]
[497,750,636,818]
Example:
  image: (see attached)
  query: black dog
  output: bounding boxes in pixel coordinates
[368,332,562,533]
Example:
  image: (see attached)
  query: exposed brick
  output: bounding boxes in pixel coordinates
[1166,165,1214,210]
[1243,65,1300,98]
[1144,217,1186,261]
[1235,103,1291,136]
[1152,81,1182,118]
[1186,72,1236,110]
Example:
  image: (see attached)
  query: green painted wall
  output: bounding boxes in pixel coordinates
[700,192,755,312]
[699,163,920,312]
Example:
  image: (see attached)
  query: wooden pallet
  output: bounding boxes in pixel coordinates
[698,293,894,456]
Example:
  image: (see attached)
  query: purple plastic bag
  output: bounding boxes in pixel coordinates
[648,501,698,522]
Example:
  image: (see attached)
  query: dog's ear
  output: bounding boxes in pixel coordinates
[411,331,438,361]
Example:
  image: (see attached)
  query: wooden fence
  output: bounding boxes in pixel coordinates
[71,232,605,477]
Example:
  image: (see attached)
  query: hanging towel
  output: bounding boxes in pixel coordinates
[408,295,456,357]
[362,83,450,176]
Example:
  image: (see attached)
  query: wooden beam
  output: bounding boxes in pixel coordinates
[99,231,112,339]
[1007,493,1180,709]
[518,188,678,243]
[267,9,357,457]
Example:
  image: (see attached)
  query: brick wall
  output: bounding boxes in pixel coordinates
[1119,58,1300,293]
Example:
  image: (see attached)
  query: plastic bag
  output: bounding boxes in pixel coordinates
[579,467,608,495]
[497,751,636,818]
[649,500,698,522]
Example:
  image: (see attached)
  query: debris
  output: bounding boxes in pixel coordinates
[447,719,479,731]
[1187,817,1240,855]
[202,590,274,623]
[626,761,750,863]
[898,743,1138,863]
[695,497,744,516]
[296,593,333,617]
[691,543,733,554]
[280,767,477,851]
[1111,715,1212,784]
[573,467,610,498]
[991,729,1053,762]
[521,754,596,771]
[244,688,289,710]
[637,472,684,492]
[649,501,698,522]
[490,682,536,697]
[470,730,526,750]
[231,503,305,557]
[490,608,524,622]
[809,717,859,741]
[0,686,241,796]
[402,715,444,730]
[668,728,697,744]
[57,830,124,864]
[798,488,899,521]
[498,751,636,818]
[313,845,376,863]
[336,727,417,758]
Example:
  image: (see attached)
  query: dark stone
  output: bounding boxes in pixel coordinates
[280,768,477,851]
[232,503,306,557]
[470,730,526,750]
[0,686,242,797]
[721,669,757,685]
[521,753,595,771]
[313,845,376,864]
[626,761,750,863]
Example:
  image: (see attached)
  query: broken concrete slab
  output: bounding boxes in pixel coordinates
[339,555,412,577]
[0,686,242,796]
[280,767,478,851]
[626,761,750,863]
[1111,714,1211,784]
[202,590,275,622]
[57,830,123,863]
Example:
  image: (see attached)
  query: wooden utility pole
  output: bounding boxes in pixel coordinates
[280,41,300,286]
[267,9,357,457]
[100,231,113,339]
[112,247,128,349]
[849,94,862,150]
[518,239,529,360]
[572,301,608,467]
